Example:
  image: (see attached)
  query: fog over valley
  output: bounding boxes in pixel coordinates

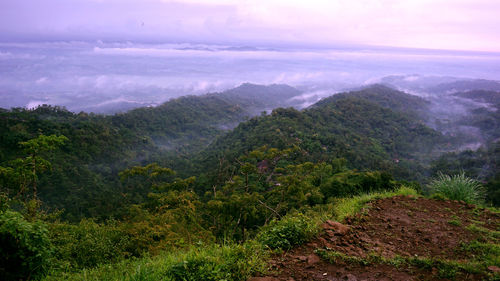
[2,41,500,113]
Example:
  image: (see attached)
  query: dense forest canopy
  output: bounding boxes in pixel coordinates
[1,80,499,280]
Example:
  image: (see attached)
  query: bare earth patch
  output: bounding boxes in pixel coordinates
[251,196,500,281]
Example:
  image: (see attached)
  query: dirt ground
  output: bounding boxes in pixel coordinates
[250,196,500,281]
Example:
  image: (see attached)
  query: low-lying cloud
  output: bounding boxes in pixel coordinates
[1,41,500,113]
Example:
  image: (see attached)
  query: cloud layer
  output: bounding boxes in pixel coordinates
[1,0,499,51]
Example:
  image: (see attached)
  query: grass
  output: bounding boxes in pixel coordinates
[448,215,462,226]
[315,248,495,279]
[44,242,268,281]
[331,186,418,222]
[458,240,500,266]
[428,172,486,204]
[466,224,500,241]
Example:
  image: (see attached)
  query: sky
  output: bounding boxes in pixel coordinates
[1,0,500,52]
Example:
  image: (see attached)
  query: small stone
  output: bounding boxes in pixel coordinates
[322,220,350,236]
[298,256,307,262]
[346,274,358,281]
[248,277,279,281]
[323,272,328,276]
[307,254,321,265]
[488,265,500,273]
[325,230,335,237]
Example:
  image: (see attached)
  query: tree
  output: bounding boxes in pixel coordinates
[0,134,67,217]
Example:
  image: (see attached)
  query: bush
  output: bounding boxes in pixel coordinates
[320,171,396,199]
[258,213,317,250]
[167,242,266,281]
[0,210,53,281]
[50,219,131,269]
[428,173,485,204]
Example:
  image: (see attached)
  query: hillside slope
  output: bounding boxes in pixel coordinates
[313,84,430,120]
[197,86,444,181]
[254,196,500,281]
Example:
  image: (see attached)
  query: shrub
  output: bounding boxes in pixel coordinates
[50,219,131,269]
[257,213,317,250]
[0,210,52,281]
[428,173,485,204]
[167,242,265,281]
[320,171,396,199]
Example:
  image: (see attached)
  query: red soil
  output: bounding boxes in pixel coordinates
[251,196,500,281]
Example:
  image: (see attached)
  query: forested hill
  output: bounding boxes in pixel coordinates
[312,84,430,120]
[110,95,248,151]
[111,83,304,148]
[195,92,444,184]
[210,83,303,113]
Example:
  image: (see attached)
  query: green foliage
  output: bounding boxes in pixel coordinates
[0,210,52,281]
[448,218,462,226]
[167,242,266,281]
[44,242,268,281]
[257,213,318,250]
[50,219,131,269]
[430,142,500,206]
[428,172,486,204]
[0,134,67,205]
[320,170,396,198]
[459,240,500,267]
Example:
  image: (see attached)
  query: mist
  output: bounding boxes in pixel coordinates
[1,41,500,113]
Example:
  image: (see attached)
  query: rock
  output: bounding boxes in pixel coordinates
[323,220,350,236]
[488,265,500,273]
[297,256,307,262]
[307,254,320,265]
[248,277,279,281]
[325,230,335,237]
[308,242,319,248]
[345,273,358,281]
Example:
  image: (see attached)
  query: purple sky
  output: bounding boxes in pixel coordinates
[1,0,499,51]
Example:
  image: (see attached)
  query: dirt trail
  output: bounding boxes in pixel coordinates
[251,196,500,281]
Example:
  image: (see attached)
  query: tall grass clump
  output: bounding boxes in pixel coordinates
[428,173,485,204]
[257,213,318,250]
